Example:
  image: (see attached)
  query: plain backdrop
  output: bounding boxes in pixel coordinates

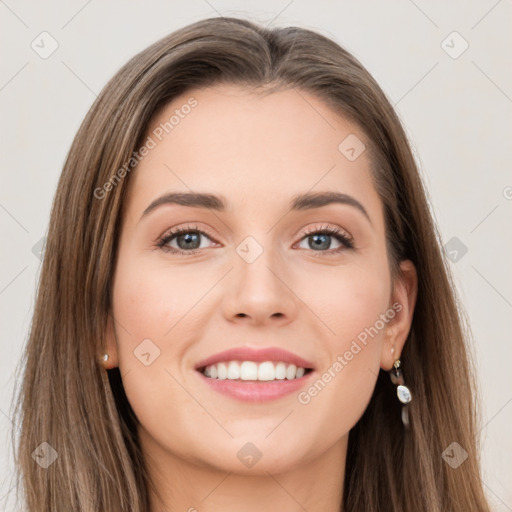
[1,1,511,510]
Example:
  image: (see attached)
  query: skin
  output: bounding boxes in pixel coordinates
[105,84,417,512]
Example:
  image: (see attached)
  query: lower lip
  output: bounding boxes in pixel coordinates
[197,371,315,402]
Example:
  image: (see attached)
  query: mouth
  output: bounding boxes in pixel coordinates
[194,345,315,378]
[198,360,314,381]
[194,346,316,402]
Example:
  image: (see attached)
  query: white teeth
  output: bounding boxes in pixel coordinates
[275,362,287,380]
[201,360,309,381]
[286,364,297,380]
[217,362,227,380]
[240,361,258,380]
[227,361,240,380]
[258,361,275,381]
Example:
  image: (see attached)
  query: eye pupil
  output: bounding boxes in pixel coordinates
[310,234,330,250]
[178,232,200,250]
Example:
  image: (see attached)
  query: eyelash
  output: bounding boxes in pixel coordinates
[155,223,355,255]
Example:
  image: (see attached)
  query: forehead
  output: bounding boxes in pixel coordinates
[124,84,381,221]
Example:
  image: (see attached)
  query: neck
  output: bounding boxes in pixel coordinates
[141,431,347,512]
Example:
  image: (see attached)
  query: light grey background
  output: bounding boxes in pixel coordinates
[1,1,511,510]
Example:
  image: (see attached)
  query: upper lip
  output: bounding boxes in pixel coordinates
[195,346,315,371]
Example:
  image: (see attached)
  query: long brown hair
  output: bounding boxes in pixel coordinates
[11,16,491,511]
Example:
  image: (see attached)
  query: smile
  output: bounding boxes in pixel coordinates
[199,360,312,381]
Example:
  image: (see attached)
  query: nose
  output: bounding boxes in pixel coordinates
[221,247,297,326]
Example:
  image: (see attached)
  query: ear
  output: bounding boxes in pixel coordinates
[102,313,119,369]
[380,259,418,371]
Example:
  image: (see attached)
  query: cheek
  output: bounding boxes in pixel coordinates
[296,260,390,423]
[110,259,203,456]
[302,256,391,346]
[112,256,204,347]
[109,256,190,396]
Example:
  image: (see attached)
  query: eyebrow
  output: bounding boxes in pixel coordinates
[140,190,372,224]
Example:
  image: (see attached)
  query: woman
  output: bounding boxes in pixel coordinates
[12,16,491,511]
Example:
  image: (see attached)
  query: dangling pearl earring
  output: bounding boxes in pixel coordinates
[389,358,412,429]
[102,353,109,368]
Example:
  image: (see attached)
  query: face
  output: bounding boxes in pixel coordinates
[106,84,416,477]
